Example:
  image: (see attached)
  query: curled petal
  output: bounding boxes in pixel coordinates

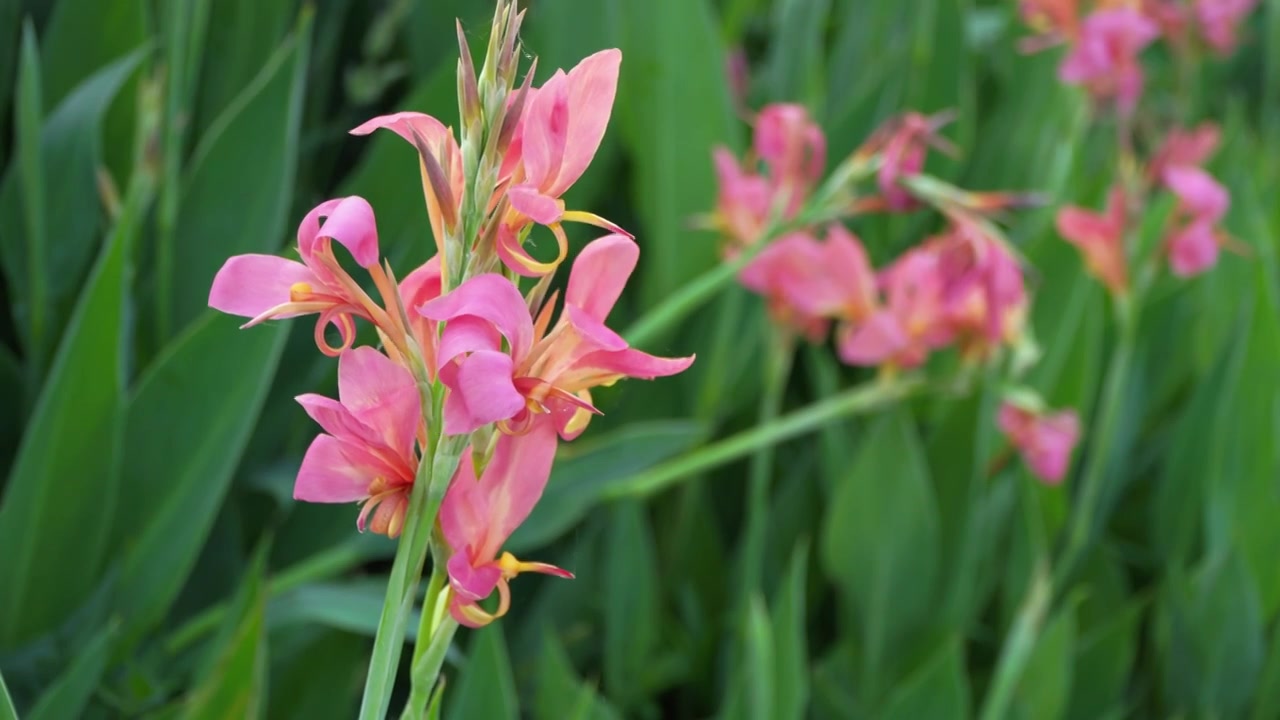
[208,254,316,319]
[420,274,535,361]
[495,223,565,277]
[438,315,504,365]
[439,350,526,436]
[314,309,358,357]
[508,185,565,225]
[565,234,639,321]
[446,551,502,603]
[294,434,373,503]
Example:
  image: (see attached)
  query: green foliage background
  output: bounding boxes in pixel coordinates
[0,0,1278,718]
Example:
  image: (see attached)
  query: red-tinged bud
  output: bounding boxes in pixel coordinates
[409,126,460,233]
[456,20,482,128]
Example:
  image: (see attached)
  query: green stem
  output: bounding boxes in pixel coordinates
[402,560,452,719]
[401,617,461,720]
[608,375,924,499]
[1053,316,1137,591]
[977,561,1052,720]
[739,331,794,595]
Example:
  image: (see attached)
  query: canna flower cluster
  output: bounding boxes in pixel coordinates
[1023,1,1253,291]
[710,100,1077,482]
[208,1,692,629]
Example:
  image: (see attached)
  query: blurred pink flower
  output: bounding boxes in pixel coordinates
[293,347,422,538]
[1194,0,1258,54]
[419,234,695,439]
[441,418,571,628]
[739,224,876,341]
[209,196,390,356]
[998,402,1080,483]
[1164,165,1229,223]
[1056,186,1129,296]
[839,247,954,369]
[1156,133,1230,277]
[859,112,955,212]
[1149,123,1220,183]
[712,148,773,247]
[931,224,1028,358]
[1058,8,1159,114]
[1167,218,1221,276]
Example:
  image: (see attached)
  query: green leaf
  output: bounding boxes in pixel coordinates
[764,0,831,108]
[742,594,776,720]
[1252,622,1280,720]
[0,154,149,648]
[179,542,270,720]
[1011,604,1076,720]
[25,624,115,720]
[820,410,940,697]
[267,629,365,720]
[0,669,15,720]
[11,20,45,379]
[193,0,296,140]
[880,638,971,720]
[603,501,661,708]
[447,624,518,720]
[114,312,288,643]
[268,580,420,641]
[771,543,810,720]
[507,420,708,552]
[534,634,620,720]
[1067,601,1139,720]
[617,0,741,308]
[0,47,145,377]
[165,10,311,337]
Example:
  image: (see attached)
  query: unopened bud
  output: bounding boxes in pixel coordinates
[456,20,482,127]
[409,127,460,233]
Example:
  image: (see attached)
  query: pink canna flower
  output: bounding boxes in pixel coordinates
[1164,165,1229,223]
[497,49,630,276]
[293,347,422,537]
[711,148,774,248]
[1194,0,1258,54]
[419,234,695,439]
[1167,218,1221,276]
[1149,123,1220,183]
[1056,186,1129,296]
[997,401,1080,484]
[1058,8,1160,115]
[350,113,465,255]
[739,224,877,342]
[440,418,571,628]
[398,255,444,377]
[839,247,954,369]
[861,112,956,212]
[209,196,400,356]
[753,104,827,217]
[1160,161,1230,277]
[930,224,1029,358]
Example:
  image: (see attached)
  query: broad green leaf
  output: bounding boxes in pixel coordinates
[268,580,420,641]
[194,0,296,139]
[1252,622,1280,720]
[771,543,810,720]
[1011,604,1076,720]
[179,543,270,720]
[267,629,365,720]
[0,669,14,720]
[25,624,115,720]
[617,0,741,308]
[1157,551,1264,716]
[0,48,145,375]
[764,0,831,108]
[1067,601,1139,720]
[114,312,288,643]
[820,411,939,697]
[508,420,707,552]
[603,501,661,708]
[534,634,620,720]
[12,21,44,380]
[447,624,518,720]
[166,11,311,337]
[741,594,777,720]
[0,1,18,166]
[36,0,145,177]
[880,638,970,720]
[0,160,149,648]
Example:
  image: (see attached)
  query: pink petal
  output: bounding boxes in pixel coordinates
[521,70,570,191]
[575,347,696,380]
[552,48,622,195]
[565,305,628,352]
[508,185,564,225]
[337,347,421,458]
[208,254,316,319]
[400,255,443,310]
[438,315,503,365]
[1168,220,1220,277]
[294,434,372,503]
[349,111,450,147]
[312,196,381,268]
[295,394,370,444]
[477,418,559,557]
[440,448,486,555]
[439,350,525,436]
[838,311,908,366]
[1163,166,1229,222]
[446,551,502,603]
[419,274,535,361]
[565,234,639,321]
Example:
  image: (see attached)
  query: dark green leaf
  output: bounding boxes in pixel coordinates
[268,580,420,641]
[267,629,364,720]
[771,543,809,720]
[533,634,620,720]
[1067,601,1138,720]
[179,542,270,720]
[0,160,146,648]
[764,0,831,108]
[114,313,288,643]
[1011,604,1075,720]
[193,0,296,139]
[26,624,115,720]
[166,11,311,336]
[880,638,971,720]
[447,624,518,720]
[0,669,14,720]
[820,410,939,697]
[602,501,660,708]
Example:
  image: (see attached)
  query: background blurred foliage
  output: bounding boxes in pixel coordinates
[0,0,1277,718]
